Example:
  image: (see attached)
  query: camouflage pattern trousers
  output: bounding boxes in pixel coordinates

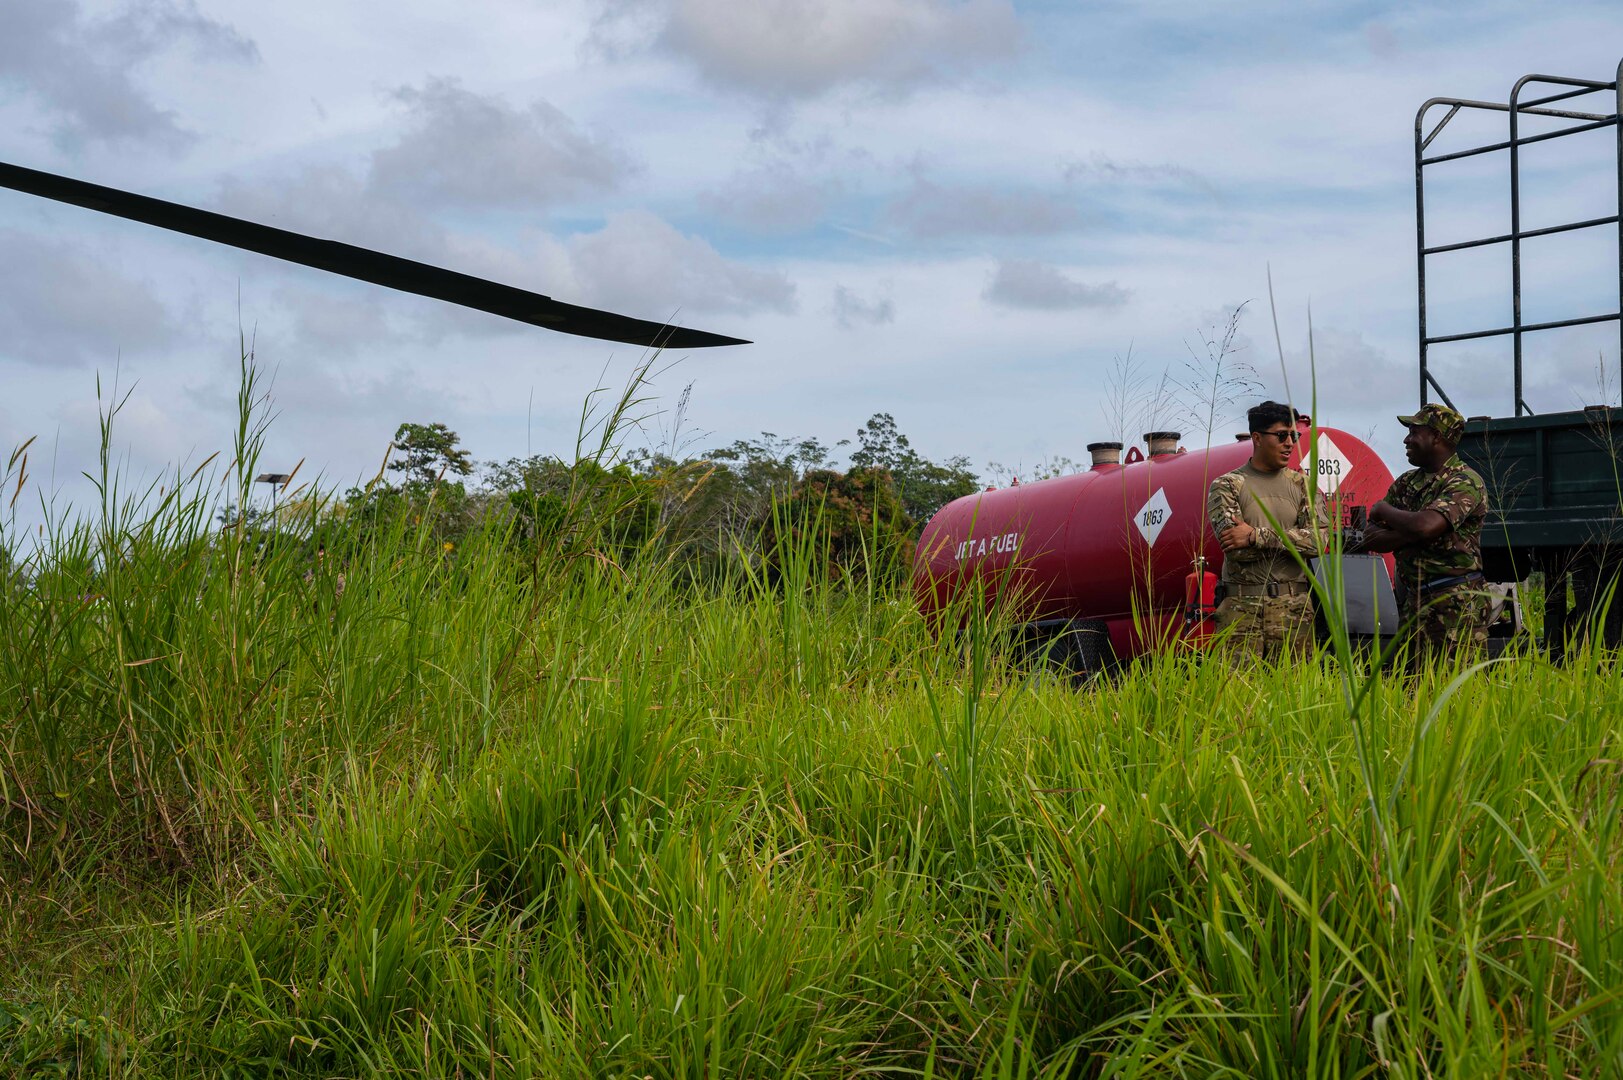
[1214,593,1314,660]
[1402,581,1489,667]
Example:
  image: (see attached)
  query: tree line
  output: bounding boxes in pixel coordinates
[307,412,982,581]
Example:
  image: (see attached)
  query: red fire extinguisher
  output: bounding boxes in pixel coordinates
[1184,558,1218,638]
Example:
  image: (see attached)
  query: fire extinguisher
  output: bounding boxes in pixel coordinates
[1184,557,1218,631]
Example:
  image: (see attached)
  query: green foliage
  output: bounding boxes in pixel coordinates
[329,475,478,558]
[769,465,914,583]
[388,421,473,486]
[692,432,838,529]
[707,430,840,485]
[481,417,949,580]
[850,411,980,523]
[492,454,662,558]
[987,455,1084,485]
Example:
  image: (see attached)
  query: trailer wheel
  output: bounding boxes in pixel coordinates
[1063,625,1114,677]
[1017,619,1113,680]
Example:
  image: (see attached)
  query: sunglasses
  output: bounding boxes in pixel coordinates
[1253,429,1302,443]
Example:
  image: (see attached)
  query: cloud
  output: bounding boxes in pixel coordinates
[1364,21,1402,60]
[214,166,450,261]
[255,360,473,432]
[698,162,841,233]
[208,169,549,345]
[1062,153,1215,195]
[272,285,398,358]
[1443,320,1623,416]
[370,78,634,208]
[90,0,258,62]
[569,209,797,317]
[52,388,201,476]
[0,230,176,366]
[982,259,1129,311]
[0,0,257,149]
[887,177,1083,239]
[212,164,793,333]
[831,285,894,328]
[1289,328,1410,409]
[593,0,1019,99]
[212,85,631,240]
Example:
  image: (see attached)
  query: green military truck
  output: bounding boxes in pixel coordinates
[1416,61,1623,656]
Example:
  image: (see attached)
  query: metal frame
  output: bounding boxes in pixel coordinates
[1415,60,1623,417]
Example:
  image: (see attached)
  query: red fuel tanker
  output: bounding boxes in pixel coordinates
[913,418,1396,666]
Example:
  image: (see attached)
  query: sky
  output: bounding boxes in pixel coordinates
[4,0,1623,525]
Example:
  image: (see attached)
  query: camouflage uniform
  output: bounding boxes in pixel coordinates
[1384,447,1489,663]
[1206,463,1325,658]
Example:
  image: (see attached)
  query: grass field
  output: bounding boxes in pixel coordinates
[2,377,1621,1078]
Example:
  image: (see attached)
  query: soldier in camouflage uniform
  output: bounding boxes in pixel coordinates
[1360,403,1489,665]
[1205,400,1326,659]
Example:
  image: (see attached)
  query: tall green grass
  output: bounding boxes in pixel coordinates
[2,358,1620,1077]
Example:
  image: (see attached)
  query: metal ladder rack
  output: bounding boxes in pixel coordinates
[1415,60,1623,417]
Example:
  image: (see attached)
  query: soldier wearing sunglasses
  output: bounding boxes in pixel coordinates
[1204,400,1325,658]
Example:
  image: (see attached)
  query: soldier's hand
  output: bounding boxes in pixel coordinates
[1367,500,1395,526]
[1359,525,1401,553]
[1220,522,1255,552]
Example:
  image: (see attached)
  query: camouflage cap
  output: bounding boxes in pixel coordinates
[1397,402,1465,444]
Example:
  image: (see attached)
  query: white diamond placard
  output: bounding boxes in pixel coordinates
[1133,487,1173,545]
[1311,431,1354,495]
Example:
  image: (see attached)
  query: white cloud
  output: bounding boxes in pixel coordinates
[0,0,257,150]
[887,177,1083,239]
[209,162,793,334]
[256,359,474,432]
[213,166,449,262]
[197,76,799,334]
[831,284,894,328]
[370,78,634,208]
[983,259,1129,311]
[569,209,797,316]
[698,161,841,233]
[209,167,545,347]
[1063,153,1214,195]
[50,382,204,489]
[593,0,1020,99]
[272,285,398,357]
[0,230,176,366]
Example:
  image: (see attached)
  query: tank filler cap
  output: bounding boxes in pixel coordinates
[1143,431,1182,457]
[1085,441,1123,468]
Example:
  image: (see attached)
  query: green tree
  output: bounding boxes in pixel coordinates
[848,413,909,472]
[389,422,473,486]
[326,421,479,550]
[770,466,914,583]
[700,433,841,524]
[485,453,661,561]
[849,413,979,526]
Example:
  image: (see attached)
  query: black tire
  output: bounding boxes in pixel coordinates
[1030,620,1113,680]
[1062,626,1111,676]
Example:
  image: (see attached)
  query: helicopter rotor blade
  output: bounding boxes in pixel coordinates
[0,160,750,350]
